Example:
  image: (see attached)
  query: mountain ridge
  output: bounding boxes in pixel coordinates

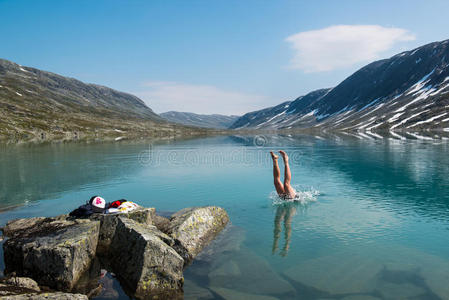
[230,39,449,132]
[0,58,211,140]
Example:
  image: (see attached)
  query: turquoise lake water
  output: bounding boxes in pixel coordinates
[1,134,449,299]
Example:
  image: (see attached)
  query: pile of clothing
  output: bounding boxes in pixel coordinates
[69,196,140,218]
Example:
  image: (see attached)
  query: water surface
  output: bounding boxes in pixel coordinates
[1,134,449,299]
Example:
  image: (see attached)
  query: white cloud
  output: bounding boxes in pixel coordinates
[135,81,273,115]
[286,25,416,72]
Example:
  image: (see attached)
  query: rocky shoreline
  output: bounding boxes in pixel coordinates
[0,206,229,299]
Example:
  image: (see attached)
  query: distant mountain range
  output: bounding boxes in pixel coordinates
[3,39,449,140]
[0,59,209,140]
[160,111,239,129]
[230,39,449,132]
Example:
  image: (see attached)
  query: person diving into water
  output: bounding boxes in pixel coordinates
[270,150,297,199]
[270,150,297,257]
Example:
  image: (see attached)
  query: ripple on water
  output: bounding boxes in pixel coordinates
[269,186,320,206]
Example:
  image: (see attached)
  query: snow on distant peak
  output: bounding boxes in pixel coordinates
[316,113,329,121]
[430,82,449,96]
[410,48,420,56]
[390,109,430,130]
[396,87,436,113]
[366,122,384,131]
[302,109,317,118]
[388,112,404,123]
[406,68,435,96]
[256,111,286,127]
[406,112,447,128]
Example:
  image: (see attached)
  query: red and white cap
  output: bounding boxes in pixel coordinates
[91,196,106,212]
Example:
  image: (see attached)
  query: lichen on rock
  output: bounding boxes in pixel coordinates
[167,206,229,264]
[89,207,155,255]
[3,217,100,291]
[1,205,230,299]
[109,217,184,298]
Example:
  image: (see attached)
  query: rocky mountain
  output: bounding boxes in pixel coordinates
[230,89,331,129]
[0,59,208,140]
[230,39,449,132]
[160,111,239,129]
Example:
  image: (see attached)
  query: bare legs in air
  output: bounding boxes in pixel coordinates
[270,150,296,199]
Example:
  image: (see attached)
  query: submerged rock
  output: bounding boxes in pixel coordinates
[3,218,100,291]
[209,260,241,278]
[89,207,155,254]
[187,224,246,279]
[195,224,246,262]
[167,206,229,263]
[96,272,120,299]
[109,217,184,299]
[210,287,280,300]
[341,296,381,300]
[70,257,102,298]
[283,252,382,295]
[183,279,214,300]
[208,247,296,297]
[376,282,425,299]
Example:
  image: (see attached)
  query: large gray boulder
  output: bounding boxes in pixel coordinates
[3,277,40,292]
[3,217,100,291]
[0,277,40,297]
[0,292,88,299]
[166,206,229,263]
[2,217,48,238]
[89,207,155,254]
[109,217,184,299]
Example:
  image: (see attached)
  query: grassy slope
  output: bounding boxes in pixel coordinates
[0,59,215,141]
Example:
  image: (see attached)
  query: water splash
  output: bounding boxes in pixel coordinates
[270,186,320,205]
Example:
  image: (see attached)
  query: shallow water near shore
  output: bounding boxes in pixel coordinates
[1,134,449,299]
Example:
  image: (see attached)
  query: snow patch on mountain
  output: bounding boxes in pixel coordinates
[390,109,430,130]
[406,112,447,128]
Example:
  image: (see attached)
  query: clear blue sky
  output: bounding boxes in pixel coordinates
[1,0,449,114]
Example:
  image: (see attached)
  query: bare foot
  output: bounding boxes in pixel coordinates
[279,150,288,161]
[270,151,278,160]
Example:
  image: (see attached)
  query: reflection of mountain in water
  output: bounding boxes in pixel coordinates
[0,142,150,208]
[230,133,449,220]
